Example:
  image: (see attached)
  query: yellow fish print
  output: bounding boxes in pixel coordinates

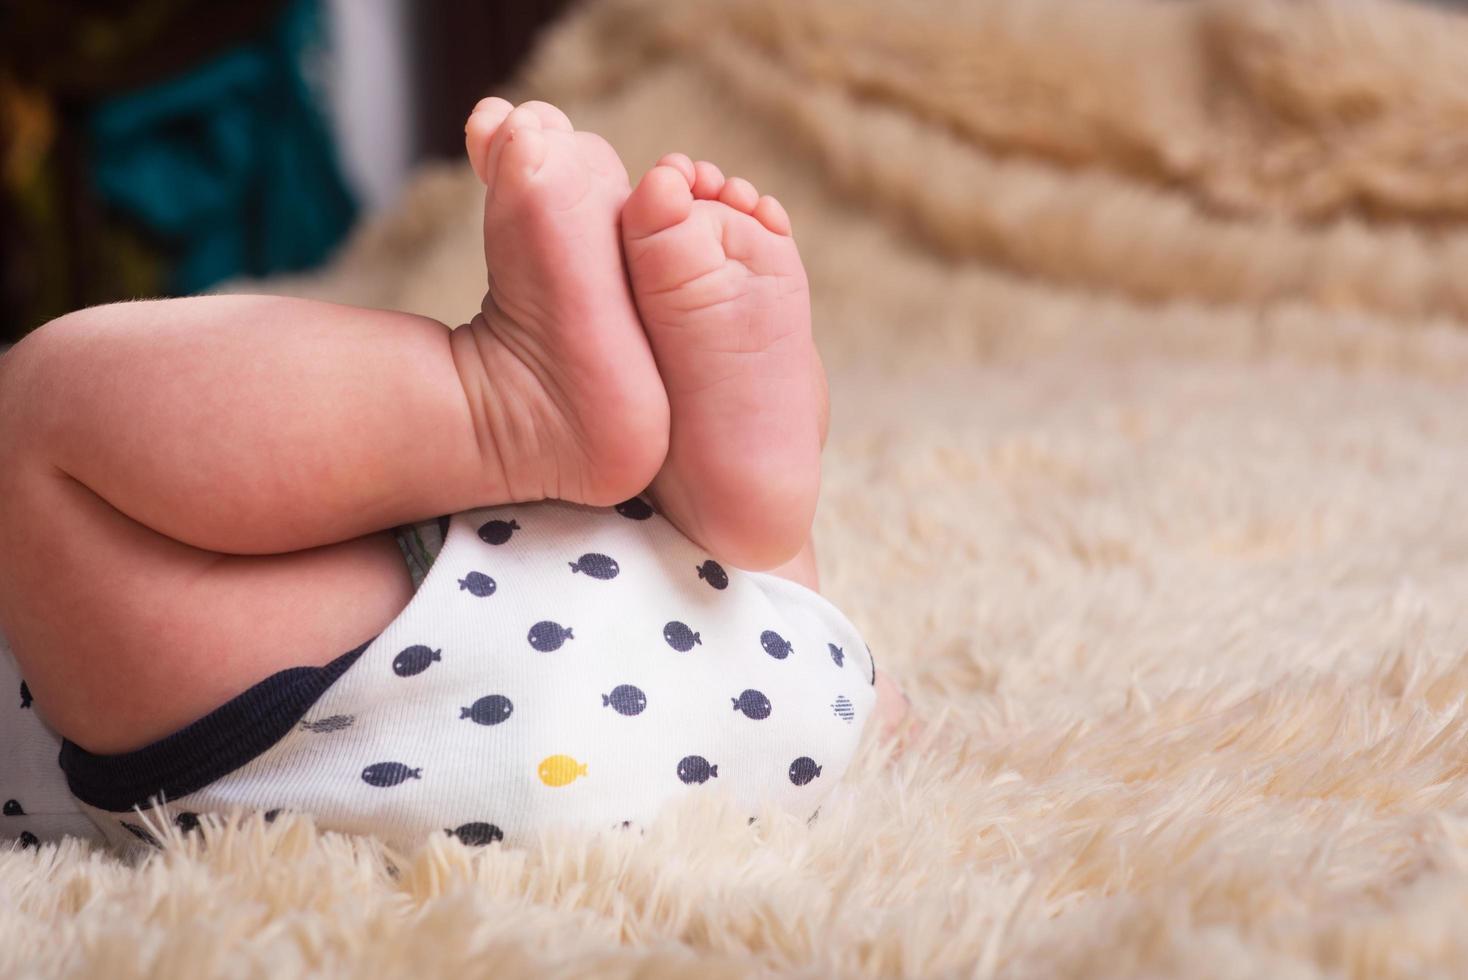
[538,754,588,787]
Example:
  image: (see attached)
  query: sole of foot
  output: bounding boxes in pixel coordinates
[621,154,828,571]
[460,98,669,506]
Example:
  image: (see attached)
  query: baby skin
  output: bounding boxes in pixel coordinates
[0,100,907,801]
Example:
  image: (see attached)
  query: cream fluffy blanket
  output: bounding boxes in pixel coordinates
[9,0,1468,975]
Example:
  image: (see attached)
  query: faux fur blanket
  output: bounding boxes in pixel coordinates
[8,0,1468,975]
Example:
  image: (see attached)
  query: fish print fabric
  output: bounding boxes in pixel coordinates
[0,633,108,848]
[6,499,876,854]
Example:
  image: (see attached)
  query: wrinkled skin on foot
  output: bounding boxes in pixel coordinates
[463,100,908,739]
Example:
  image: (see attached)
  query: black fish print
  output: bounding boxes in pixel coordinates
[602,684,647,716]
[393,645,441,678]
[175,812,201,835]
[677,755,718,785]
[461,694,514,726]
[445,822,503,846]
[760,630,793,660]
[832,696,855,723]
[300,714,355,733]
[121,821,162,848]
[828,643,845,668]
[788,757,822,786]
[614,497,654,520]
[3,800,23,816]
[19,680,31,709]
[662,621,701,652]
[696,560,728,591]
[569,552,619,580]
[527,621,573,651]
[477,519,519,545]
[731,689,772,720]
[458,572,497,597]
[18,831,38,849]
[362,762,422,788]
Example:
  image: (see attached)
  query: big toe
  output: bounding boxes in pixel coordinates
[467,100,574,184]
[484,104,549,188]
[517,100,573,132]
[466,97,513,183]
[623,164,695,242]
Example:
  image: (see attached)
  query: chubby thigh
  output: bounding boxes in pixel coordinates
[0,458,414,754]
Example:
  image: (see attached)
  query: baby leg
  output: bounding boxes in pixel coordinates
[0,102,667,753]
[0,297,496,750]
[0,294,659,558]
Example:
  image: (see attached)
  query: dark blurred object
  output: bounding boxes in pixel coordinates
[3,1,288,95]
[0,0,575,343]
[1,0,355,341]
[412,0,575,161]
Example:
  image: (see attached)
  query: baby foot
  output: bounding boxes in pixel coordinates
[459,99,669,505]
[622,155,825,570]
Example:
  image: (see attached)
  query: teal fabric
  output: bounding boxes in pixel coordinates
[88,0,356,293]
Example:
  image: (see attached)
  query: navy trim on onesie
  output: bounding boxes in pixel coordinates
[58,638,374,812]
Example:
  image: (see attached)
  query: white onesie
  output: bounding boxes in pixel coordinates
[1,498,877,855]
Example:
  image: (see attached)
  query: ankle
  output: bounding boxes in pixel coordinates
[449,313,668,506]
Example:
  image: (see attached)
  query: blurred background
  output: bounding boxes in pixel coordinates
[7,0,1468,345]
[9,3,1468,973]
[0,0,570,342]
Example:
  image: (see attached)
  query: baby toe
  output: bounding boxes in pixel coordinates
[752,195,792,236]
[656,152,696,184]
[470,95,513,123]
[623,164,695,241]
[502,128,549,180]
[465,97,514,183]
[717,177,760,214]
[484,104,546,187]
[690,161,726,200]
[518,100,574,132]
